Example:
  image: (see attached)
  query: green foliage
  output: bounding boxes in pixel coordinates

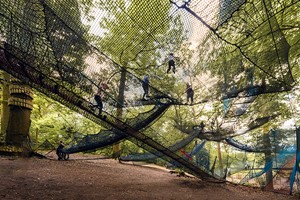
[96,0,173,65]
[30,91,101,146]
[93,0,187,97]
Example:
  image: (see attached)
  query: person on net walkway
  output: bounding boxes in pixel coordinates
[142,74,150,100]
[92,82,109,117]
[186,83,194,105]
[166,53,179,74]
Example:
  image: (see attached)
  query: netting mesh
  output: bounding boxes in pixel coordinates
[119,128,202,162]
[0,0,299,191]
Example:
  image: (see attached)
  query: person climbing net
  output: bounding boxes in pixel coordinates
[91,82,109,117]
[166,53,179,74]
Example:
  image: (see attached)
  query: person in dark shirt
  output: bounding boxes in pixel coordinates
[56,141,65,160]
[142,74,150,100]
[94,87,103,115]
[186,83,194,105]
[92,82,109,116]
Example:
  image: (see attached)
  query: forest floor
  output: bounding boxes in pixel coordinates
[0,152,298,200]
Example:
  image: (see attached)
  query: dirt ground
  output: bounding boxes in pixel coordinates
[0,153,298,200]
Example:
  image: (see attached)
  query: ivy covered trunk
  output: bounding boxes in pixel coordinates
[5,78,33,149]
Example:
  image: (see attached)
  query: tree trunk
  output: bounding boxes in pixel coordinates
[112,68,126,157]
[1,71,10,142]
[263,128,273,190]
[5,78,33,151]
[217,142,224,177]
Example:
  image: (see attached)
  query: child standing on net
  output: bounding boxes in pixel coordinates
[186,83,194,105]
[167,53,176,74]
